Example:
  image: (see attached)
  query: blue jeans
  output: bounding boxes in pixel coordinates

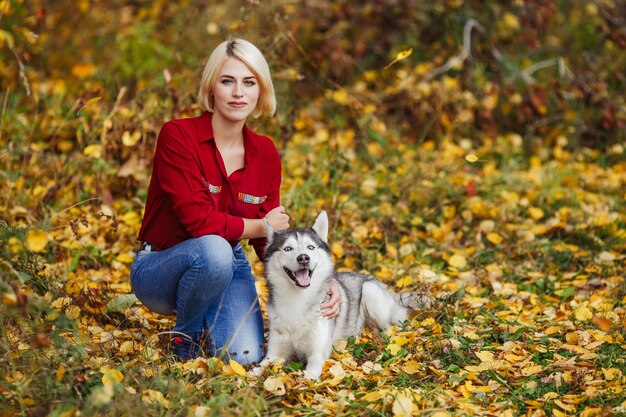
[130,235,264,364]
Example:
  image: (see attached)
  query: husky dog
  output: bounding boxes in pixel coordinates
[260,211,409,379]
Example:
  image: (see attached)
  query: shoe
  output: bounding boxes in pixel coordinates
[171,332,202,361]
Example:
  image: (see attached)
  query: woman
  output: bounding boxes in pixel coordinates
[131,39,339,364]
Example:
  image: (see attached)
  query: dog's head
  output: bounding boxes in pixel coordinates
[264,211,333,289]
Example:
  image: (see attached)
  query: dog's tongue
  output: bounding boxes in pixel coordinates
[295,269,311,287]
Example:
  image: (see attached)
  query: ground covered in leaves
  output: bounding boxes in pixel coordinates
[1,1,625,416]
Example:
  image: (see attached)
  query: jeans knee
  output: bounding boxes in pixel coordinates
[190,235,234,282]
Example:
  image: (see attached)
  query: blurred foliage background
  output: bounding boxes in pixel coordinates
[1,1,625,416]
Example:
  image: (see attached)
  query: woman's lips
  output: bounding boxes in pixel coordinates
[229,102,246,108]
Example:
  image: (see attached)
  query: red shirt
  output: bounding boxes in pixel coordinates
[137,112,282,259]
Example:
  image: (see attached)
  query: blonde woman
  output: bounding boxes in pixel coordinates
[131,39,340,363]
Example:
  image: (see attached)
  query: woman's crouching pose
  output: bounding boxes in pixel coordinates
[131,38,340,364]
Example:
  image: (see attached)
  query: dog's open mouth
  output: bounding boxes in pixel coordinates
[284,267,313,287]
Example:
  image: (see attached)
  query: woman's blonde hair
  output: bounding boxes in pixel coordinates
[197,38,276,118]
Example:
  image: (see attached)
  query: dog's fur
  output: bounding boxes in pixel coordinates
[260,211,408,379]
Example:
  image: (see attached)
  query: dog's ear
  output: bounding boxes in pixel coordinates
[264,219,277,245]
[312,211,329,243]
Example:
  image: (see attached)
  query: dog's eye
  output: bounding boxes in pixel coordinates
[284,246,293,252]
[307,245,315,250]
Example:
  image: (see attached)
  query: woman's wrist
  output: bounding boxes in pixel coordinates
[261,217,270,236]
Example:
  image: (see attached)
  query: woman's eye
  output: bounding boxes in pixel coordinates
[244,80,256,87]
[221,79,233,85]
[307,245,315,250]
[284,247,293,252]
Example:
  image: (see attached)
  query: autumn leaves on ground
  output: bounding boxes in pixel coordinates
[1,1,625,416]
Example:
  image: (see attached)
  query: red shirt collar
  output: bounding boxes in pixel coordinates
[196,111,259,157]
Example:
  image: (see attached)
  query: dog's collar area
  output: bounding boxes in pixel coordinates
[284,267,313,287]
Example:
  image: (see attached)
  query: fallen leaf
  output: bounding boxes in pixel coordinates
[100,366,124,386]
[486,232,503,245]
[228,359,247,377]
[528,207,544,220]
[263,376,286,395]
[575,306,593,321]
[592,316,612,332]
[142,389,170,408]
[448,254,467,269]
[392,394,413,417]
[26,230,48,252]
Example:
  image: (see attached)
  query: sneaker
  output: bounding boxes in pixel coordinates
[171,332,202,361]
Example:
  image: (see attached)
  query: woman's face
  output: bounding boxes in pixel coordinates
[211,57,260,123]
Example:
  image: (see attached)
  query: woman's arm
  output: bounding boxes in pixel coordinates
[240,205,289,239]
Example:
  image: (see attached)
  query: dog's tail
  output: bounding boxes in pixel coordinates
[395,291,435,310]
[362,281,408,329]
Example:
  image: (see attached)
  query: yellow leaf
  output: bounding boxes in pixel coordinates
[72,63,97,79]
[116,252,135,264]
[395,48,413,61]
[521,365,543,376]
[84,96,101,107]
[575,305,593,321]
[395,276,412,288]
[476,351,495,362]
[528,207,544,220]
[26,229,48,252]
[263,376,286,395]
[57,140,74,153]
[486,232,503,245]
[362,391,382,402]
[229,359,247,377]
[332,89,350,105]
[100,366,124,386]
[443,205,456,219]
[387,343,402,355]
[543,392,559,401]
[545,326,561,335]
[142,389,170,408]
[392,394,413,417]
[463,331,480,340]
[554,399,576,412]
[592,316,612,332]
[386,243,398,258]
[602,368,620,381]
[401,360,420,375]
[390,336,409,347]
[122,130,142,147]
[65,305,81,320]
[56,364,66,381]
[0,29,15,49]
[118,340,135,355]
[331,242,344,259]
[448,254,467,269]
[431,413,452,417]
[84,144,102,159]
[580,407,603,417]
[502,12,520,30]
[465,154,479,163]
[352,225,369,241]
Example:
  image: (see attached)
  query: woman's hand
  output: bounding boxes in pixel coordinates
[320,278,341,319]
[264,205,289,231]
